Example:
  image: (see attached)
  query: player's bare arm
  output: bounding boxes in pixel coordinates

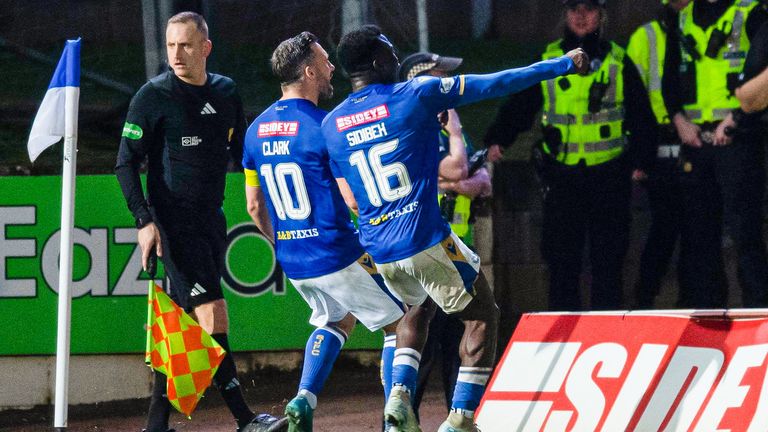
[245,184,274,243]
[441,167,491,199]
[437,109,469,181]
[335,177,359,216]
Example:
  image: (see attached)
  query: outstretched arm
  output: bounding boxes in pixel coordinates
[455,49,587,107]
[414,49,586,113]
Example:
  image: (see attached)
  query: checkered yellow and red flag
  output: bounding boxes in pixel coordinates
[144,282,226,416]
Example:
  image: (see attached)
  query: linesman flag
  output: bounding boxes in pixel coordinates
[28,38,81,162]
[145,283,226,416]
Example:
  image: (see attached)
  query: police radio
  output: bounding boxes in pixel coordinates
[588,73,610,113]
[705,22,731,59]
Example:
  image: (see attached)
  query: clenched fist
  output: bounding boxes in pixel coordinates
[565,48,589,75]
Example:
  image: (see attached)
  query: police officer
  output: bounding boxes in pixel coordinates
[484,0,658,311]
[115,12,285,432]
[662,0,768,308]
[626,0,691,308]
[737,7,768,112]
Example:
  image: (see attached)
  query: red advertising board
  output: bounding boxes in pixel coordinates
[476,312,768,431]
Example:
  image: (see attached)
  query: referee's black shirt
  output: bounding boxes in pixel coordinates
[115,71,246,225]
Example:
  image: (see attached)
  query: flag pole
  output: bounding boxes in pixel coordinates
[53,44,81,432]
[146,253,158,363]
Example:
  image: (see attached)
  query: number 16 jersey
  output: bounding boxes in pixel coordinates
[243,98,364,279]
[322,79,456,264]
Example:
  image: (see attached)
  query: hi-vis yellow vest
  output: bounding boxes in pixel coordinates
[438,129,471,238]
[627,20,670,125]
[541,41,627,166]
[438,193,471,238]
[679,0,757,123]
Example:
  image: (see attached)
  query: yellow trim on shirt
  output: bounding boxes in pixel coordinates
[459,75,465,96]
[244,168,260,187]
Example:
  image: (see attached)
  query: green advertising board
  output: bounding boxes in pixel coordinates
[0,174,383,355]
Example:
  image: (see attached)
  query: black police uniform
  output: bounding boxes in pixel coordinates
[115,70,246,310]
[662,0,768,308]
[484,30,658,311]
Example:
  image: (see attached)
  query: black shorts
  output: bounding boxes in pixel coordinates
[151,205,227,311]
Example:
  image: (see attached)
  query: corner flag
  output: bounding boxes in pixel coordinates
[146,283,226,416]
[32,38,82,431]
[28,38,81,162]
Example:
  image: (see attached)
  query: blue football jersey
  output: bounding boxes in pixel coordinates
[243,98,364,279]
[323,57,574,263]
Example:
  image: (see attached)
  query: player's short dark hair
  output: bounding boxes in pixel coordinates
[167,11,209,39]
[271,31,319,85]
[337,24,388,76]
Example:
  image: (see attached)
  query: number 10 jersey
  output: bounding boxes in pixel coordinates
[243,98,364,279]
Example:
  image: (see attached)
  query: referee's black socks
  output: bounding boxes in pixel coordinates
[211,333,255,428]
[146,370,171,432]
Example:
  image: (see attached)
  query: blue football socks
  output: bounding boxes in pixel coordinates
[298,326,346,398]
[391,347,421,396]
[451,366,492,412]
[381,333,397,401]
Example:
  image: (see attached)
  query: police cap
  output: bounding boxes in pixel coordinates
[398,52,463,81]
[563,0,607,7]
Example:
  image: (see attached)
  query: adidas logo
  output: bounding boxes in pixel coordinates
[225,378,240,390]
[190,283,208,297]
[200,102,217,115]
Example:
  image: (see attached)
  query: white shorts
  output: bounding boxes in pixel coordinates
[289,254,404,331]
[377,233,481,314]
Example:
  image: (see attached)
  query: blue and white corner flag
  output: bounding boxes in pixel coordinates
[28,38,81,162]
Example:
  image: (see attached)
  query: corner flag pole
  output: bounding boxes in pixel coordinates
[27,38,81,430]
[53,84,79,431]
[52,39,81,432]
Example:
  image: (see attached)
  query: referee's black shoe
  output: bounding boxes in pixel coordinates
[238,413,289,432]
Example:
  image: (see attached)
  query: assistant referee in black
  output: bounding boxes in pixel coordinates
[115,11,285,432]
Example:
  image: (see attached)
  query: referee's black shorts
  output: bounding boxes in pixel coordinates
[151,204,227,311]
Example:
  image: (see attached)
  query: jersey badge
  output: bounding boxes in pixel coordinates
[122,122,143,140]
[440,77,455,94]
[182,136,203,146]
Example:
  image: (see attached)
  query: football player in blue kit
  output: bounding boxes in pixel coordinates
[323,25,588,432]
[242,32,404,432]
